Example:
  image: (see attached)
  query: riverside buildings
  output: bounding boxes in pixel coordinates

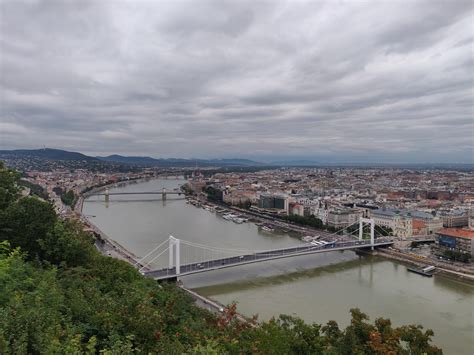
[436,229,474,257]
[190,167,473,240]
[7,156,473,244]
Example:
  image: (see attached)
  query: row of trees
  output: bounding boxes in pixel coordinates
[52,186,76,207]
[282,214,325,229]
[443,249,471,263]
[18,179,49,200]
[0,162,441,353]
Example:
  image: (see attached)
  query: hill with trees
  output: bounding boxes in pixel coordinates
[0,148,99,161]
[0,162,442,353]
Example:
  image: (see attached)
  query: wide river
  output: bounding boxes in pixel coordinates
[84,179,474,354]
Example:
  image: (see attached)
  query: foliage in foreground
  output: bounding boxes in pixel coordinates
[0,162,442,354]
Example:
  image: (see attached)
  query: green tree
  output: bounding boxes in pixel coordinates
[0,163,20,210]
[1,197,57,259]
[38,220,96,267]
[61,190,76,207]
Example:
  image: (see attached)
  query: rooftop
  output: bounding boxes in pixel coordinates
[436,228,474,239]
[372,208,436,220]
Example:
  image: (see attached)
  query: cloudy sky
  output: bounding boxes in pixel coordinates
[0,0,473,163]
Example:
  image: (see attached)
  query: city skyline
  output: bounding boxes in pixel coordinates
[1,0,473,163]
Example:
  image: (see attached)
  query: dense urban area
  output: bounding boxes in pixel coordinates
[6,150,474,271]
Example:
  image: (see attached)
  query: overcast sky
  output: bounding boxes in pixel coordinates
[0,0,473,163]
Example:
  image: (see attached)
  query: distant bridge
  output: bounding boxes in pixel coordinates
[89,188,184,200]
[138,218,394,281]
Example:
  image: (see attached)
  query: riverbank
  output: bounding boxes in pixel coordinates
[373,249,474,282]
[76,176,175,265]
[192,198,346,242]
[77,178,244,319]
[178,284,253,325]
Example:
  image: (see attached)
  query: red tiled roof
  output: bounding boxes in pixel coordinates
[412,219,426,229]
[436,228,474,239]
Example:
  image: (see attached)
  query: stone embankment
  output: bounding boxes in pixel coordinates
[374,249,474,282]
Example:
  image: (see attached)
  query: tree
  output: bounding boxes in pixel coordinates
[38,220,96,267]
[282,214,324,229]
[0,162,20,210]
[1,196,57,260]
[61,190,76,207]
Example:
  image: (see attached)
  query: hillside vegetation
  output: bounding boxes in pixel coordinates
[0,162,442,354]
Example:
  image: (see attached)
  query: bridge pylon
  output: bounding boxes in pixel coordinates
[358,217,375,249]
[104,188,109,203]
[162,188,167,200]
[168,236,180,275]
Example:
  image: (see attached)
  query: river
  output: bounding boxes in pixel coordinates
[83,179,474,354]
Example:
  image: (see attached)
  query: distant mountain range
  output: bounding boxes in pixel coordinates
[96,155,263,167]
[0,148,99,161]
[0,149,263,167]
[269,159,320,166]
[2,148,471,169]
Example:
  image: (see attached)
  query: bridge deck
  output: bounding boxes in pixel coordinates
[144,240,393,280]
[92,191,183,196]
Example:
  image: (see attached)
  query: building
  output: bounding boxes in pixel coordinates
[370,208,442,238]
[441,211,468,228]
[258,194,288,212]
[222,190,256,206]
[327,208,362,229]
[435,229,474,257]
[370,209,412,238]
[469,206,474,230]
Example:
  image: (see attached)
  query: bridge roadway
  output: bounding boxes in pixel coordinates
[144,239,394,280]
[92,191,183,196]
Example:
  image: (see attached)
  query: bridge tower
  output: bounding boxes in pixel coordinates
[168,236,180,275]
[104,188,110,203]
[162,188,167,201]
[358,217,375,249]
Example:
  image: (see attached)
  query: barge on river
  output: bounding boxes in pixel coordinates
[407,265,436,277]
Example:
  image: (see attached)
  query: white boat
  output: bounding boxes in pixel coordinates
[261,226,274,232]
[422,265,436,273]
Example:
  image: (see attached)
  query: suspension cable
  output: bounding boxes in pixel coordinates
[139,246,170,272]
[179,239,255,253]
[135,237,169,266]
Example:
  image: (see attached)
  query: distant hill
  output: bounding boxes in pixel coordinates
[269,159,320,166]
[96,155,159,164]
[206,158,264,166]
[0,148,264,167]
[0,148,99,161]
[97,155,264,167]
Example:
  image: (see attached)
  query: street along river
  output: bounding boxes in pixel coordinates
[83,179,474,354]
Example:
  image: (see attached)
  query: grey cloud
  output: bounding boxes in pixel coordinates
[0,0,473,163]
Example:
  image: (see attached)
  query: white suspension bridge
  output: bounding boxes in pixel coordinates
[137,218,394,281]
